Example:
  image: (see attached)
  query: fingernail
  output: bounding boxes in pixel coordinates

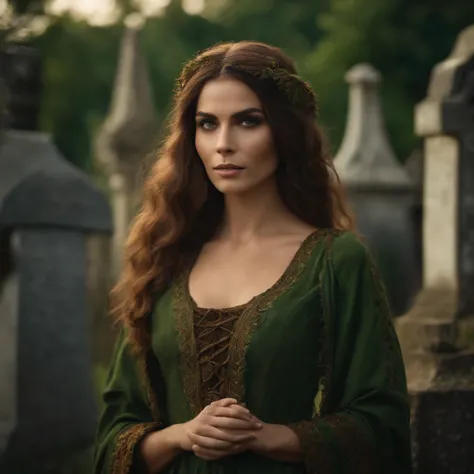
[256,422,263,428]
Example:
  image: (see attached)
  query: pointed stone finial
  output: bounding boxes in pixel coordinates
[335,63,412,190]
[96,14,157,180]
[95,15,158,277]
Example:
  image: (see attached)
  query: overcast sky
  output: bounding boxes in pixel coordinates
[1,0,205,26]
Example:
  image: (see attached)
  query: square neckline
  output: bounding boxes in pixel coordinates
[183,229,322,312]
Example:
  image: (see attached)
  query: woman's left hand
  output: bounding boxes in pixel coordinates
[249,421,304,462]
[192,405,302,462]
[190,405,263,461]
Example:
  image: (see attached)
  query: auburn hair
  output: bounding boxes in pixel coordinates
[111,41,354,354]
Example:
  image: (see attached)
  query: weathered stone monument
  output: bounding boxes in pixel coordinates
[404,149,424,294]
[96,15,158,278]
[335,63,418,315]
[0,44,113,473]
[396,25,474,473]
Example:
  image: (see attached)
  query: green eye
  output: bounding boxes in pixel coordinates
[198,120,216,130]
[241,116,262,127]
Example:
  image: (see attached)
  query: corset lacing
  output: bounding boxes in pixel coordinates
[193,307,243,406]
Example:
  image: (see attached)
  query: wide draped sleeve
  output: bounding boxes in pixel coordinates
[94,329,165,474]
[289,232,412,474]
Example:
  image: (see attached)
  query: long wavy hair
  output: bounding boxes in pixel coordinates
[112,41,354,354]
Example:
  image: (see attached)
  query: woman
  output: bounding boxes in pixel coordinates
[94,41,412,474]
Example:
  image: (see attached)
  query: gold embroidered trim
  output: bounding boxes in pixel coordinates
[366,250,400,389]
[110,422,161,474]
[316,293,331,413]
[173,272,201,415]
[226,230,324,403]
[173,229,325,415]
[287,231,341,473]
[289,418,333,474]
[324,413,376,474]
[137,351,161,422]
[315,231,341,415]
[289,413,375,474]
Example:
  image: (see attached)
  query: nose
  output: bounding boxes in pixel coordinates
[216,124,235,156]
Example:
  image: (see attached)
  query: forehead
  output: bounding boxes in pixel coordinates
[196,76,262,114]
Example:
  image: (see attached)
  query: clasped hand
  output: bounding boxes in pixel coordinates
[182,398,263,461]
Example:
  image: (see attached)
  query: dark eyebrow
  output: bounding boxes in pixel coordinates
[195,107,264,119]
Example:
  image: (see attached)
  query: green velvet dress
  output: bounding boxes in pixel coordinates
[94,230,412,474]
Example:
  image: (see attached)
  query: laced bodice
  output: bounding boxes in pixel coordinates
[193,306,242,405]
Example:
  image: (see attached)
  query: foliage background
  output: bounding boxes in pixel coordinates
[2,2,474,472]
[4,0,474,172]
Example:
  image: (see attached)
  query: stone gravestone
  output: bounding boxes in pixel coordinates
[335,64,418,315]
[0,44,113,473]
[0,232,17,456]
[396,24,474,474]
[96,15,158,279]
[0,130,113,473]
[404,149,424,295]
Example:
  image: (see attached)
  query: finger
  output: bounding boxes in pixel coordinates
[192,445,228,461]
[211,416,261,431]
[200,426,257,443]
[213,406,252,421]
[193,444,242,460]
[187,432,233,450]
[210,398,238,407]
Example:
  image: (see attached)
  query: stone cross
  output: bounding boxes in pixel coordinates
[396,24,474,474]
[95,15,158,278]
[335,63,417,315]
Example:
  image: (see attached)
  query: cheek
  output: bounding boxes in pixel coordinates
[195,132,212,167]
[248,127,274,152]
[247,128,277,168]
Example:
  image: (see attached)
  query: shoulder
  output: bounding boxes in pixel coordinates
[326,230,372,278]
[327,230,368,260]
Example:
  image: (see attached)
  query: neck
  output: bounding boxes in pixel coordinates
[219,178,292,244]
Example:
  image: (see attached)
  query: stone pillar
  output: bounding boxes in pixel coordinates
[396,24,474,474]
[0,235,18,455]
[0,43,43,458]
[335,64,417,315]
[0,44,113,472]
[404,149,424,300]
[95,15,158,278]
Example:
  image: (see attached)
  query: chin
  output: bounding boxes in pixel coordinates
[212,179,255,195]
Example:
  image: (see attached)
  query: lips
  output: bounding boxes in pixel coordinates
[214,164,245,170]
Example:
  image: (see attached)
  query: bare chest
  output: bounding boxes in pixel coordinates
[187,242,303,309]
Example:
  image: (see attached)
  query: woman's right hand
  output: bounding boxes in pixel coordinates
[180,398,262,455]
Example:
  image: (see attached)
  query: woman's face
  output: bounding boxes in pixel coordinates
[195,76,278,195]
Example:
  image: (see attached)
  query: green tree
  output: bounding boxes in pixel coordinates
[203,0,330,60]
[33,16,122,169]
[1,0,43,45]
[33,1,227,170]
[13,0,474,170]
[304,0,474,158]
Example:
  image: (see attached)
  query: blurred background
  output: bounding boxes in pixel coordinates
[2,0,474,170]
[1,1,474,473]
